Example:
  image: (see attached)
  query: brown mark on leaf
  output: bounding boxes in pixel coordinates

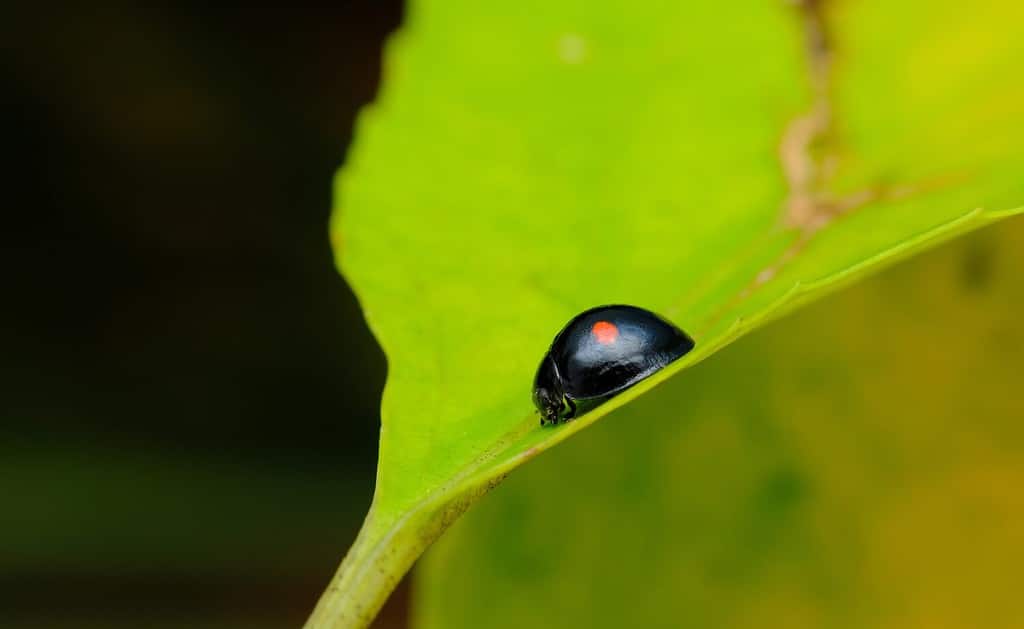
[778,0,961,244]
[696,0,960,335]
[780,0,835,232]
[778,1,918,234]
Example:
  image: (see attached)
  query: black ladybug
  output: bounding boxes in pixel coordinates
[533,305,695,426]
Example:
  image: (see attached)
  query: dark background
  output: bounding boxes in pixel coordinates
[2,3,403,627]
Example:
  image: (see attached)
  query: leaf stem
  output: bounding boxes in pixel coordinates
[304,507,426,629]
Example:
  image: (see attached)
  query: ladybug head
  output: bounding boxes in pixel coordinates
[532,354,565,425]
[533,385,563,425]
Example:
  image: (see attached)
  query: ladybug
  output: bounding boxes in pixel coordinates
[533,304,695,426]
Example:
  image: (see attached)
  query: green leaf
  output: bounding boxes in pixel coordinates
[306,1,1024,626]
[415,217,1024,629]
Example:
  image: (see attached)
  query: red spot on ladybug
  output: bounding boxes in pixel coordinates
[591,320,619,345]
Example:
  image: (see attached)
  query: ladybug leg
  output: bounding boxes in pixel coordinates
[563,397,577,422]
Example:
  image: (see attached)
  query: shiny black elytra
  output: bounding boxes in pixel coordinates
[533,305,695,426]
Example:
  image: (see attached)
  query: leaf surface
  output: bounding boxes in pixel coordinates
[308,1,1024,625]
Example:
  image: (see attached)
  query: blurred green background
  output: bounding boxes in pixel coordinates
[2,4,403,628]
